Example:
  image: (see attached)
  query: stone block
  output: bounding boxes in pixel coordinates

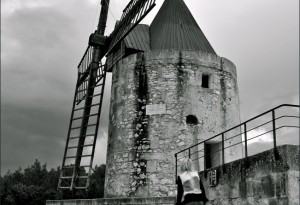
[239,180,247,198]
[275,173,287,197]
[285,197,297,205]
[147,161,157,172]
[287,170,300,200]
[261,175,275,197]
[142,152,165,160]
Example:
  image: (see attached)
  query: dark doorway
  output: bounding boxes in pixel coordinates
[205,142,220,169]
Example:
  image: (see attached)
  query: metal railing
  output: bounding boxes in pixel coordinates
[174,104,299,177]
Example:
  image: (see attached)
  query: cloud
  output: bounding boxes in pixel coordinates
[1,0,111,174]
[93,131,108,166]
[243,128,273,144]
[292,95,299,106]
[246,126,299,157]
[247,141,274,157]
[1,102,69,174]
[276,124,299,146]
[241,104,299,146]
[2,0,53,16]
[242,117,299,156]
[1,0,298,176]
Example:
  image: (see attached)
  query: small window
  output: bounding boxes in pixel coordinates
[186,115,198,125]
[202,74,210,88]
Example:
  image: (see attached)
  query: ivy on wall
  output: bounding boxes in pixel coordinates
[129,55,150,196]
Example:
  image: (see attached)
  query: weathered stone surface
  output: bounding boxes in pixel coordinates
[200,145,299,205]
[47,145,299,205]
[47,196,176,205]
[105,50,242,197]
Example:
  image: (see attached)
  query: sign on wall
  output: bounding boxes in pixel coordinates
[209,170,218,187]
[146,104,166,115]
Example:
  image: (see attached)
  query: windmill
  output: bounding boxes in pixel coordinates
[58,0,157,190]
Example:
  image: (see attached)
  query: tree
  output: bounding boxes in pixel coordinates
[88,164,106,198]
[23,160,48,187]
[0,160,106,204]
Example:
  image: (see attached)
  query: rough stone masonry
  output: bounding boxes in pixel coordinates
[104,50,242,198]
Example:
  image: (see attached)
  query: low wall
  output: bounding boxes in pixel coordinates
[46,196,175,205]
[47,145,299,205]
[200,145,299,205]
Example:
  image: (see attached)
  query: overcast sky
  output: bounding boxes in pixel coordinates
[1,0,299,175]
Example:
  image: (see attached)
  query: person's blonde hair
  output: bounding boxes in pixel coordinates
[180,158,193,172]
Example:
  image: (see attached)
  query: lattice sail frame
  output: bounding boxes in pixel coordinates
[58,49,107,189]
[58,0,157,190]
[108,0,156,53]
[76,46,106,104]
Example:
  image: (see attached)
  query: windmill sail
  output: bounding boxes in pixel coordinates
[58,0,156,190]
[58,57,106,189]
[58,0,110,190]
[108,0,156,53]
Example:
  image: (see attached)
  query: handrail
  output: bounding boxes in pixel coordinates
[176,104,299,154]
[174,104,299,178]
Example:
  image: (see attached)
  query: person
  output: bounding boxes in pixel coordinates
[175,158,208,205]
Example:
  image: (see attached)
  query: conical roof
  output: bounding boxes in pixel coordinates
[150,0,216,54]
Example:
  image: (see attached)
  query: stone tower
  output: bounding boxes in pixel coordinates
[104,0,242,198]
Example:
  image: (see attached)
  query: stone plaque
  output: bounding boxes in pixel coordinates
[146,104,166,115]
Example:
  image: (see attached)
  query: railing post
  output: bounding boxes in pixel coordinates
[243,123,249,168]
[203,143,207,178]
[244,123,248,159]
[175,153,178,184]
[204,144,206,170]
[272,110,279,159]
[221,133,225,171]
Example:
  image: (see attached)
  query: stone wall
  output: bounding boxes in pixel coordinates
[47,196,175,205]
[47,145,299,205]
[201,145,299,205]
[104,53,140,197]
[105,50,242,198]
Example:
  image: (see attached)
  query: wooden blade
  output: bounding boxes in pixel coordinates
[97,0,110,35]
[107,0,156,53]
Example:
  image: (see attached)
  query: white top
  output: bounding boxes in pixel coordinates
[179,171,202,202]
